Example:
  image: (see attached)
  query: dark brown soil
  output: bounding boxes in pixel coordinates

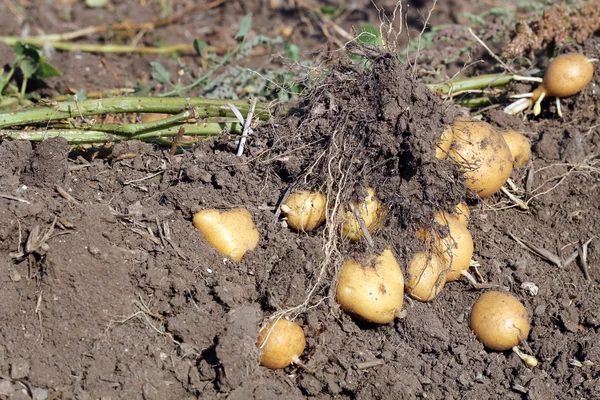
[1,1,600,400]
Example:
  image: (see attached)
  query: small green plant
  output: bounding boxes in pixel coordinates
[0,42,62,105]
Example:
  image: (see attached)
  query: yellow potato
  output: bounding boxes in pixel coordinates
[452,202,470,227]
[281,191,327,231]
[501,130,531,169]
[257,319,306,369]
[448,118,513,198]
[405,252,446,302]
[336,248,404,323]
[193,208,259,262]
[470,291,530,351]
[436,125,453,160]
[434,212,474,282]
[340,187,385,241]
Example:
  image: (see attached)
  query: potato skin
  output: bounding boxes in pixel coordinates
[452,202,470,226]
[470,291,530,351]
[434,212,473,282]
[405,252,446,302]
[282,191,327,231]
[541,53,594,98]
[501,130,531,169]
[193,208,259,262]
[336,248,404,323]
[436,125,453,160]
[257,320,306,369]
[340,187,385,241]
[448,119,513,198]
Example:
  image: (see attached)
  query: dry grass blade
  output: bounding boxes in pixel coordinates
[507,232,562,268]
[10,217,57,261]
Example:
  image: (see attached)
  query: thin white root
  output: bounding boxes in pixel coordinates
[512,346,539,368]
[500,186,529,210]
[588,58,598,63]
[556,98,563,118]
[292,356,316,374]
[511,75,543,83]
[504,98,532,115]
[510,92,535,99]
[461,270,495,289]
[532,91,545,116]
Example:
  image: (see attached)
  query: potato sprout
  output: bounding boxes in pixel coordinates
[280,191,327,231]
[501,130,531,169]
[193,208,259,262]
[405,252,446,302]
[336,248,405,323]
[256,319,306,369]
[505,53,596,117]
[448,118,513,198]
[340,187,385,241]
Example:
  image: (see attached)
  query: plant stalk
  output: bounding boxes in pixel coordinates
[0,121,241,144]
[0,97,276,129]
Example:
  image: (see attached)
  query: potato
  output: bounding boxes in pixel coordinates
[281,191,327,231]
[501,130,531,169]
[434,212,474,282]
[436,125,453,160]
[470,291,530,351]
[193,208,259,262]
[405,252,446,302]
[452,202,470,227]
[448,118,513,198]
[256,319,306,369]
[340,187,385,241]
[336,248,404,323]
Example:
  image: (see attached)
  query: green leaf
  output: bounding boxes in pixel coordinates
[13,41,25,59]
[150,61,171,84]
[20,58,38,79]
[75,89,87,101]
[357,24,382,47]
[285,43,300,62]
[235,13,252,40]
[320,5,339,19]
[35,58,63,79]
[193,39,207,56]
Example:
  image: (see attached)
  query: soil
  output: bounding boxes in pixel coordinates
[1,1,600,400]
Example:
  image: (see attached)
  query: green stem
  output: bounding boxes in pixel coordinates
[0,97,275,129]
[0,66,16,95]
[20,77,28,99]
[426,73,514,95]
[88,110,194,135]
[0,122,242,144]
[0,36,194,54]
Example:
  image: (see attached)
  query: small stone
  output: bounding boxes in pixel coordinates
[31,387,49,400]
[10,358,30,379]
[9,269,21,282]
[0,380,15,396]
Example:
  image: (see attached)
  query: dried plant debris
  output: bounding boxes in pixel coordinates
[503,0,600,58]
